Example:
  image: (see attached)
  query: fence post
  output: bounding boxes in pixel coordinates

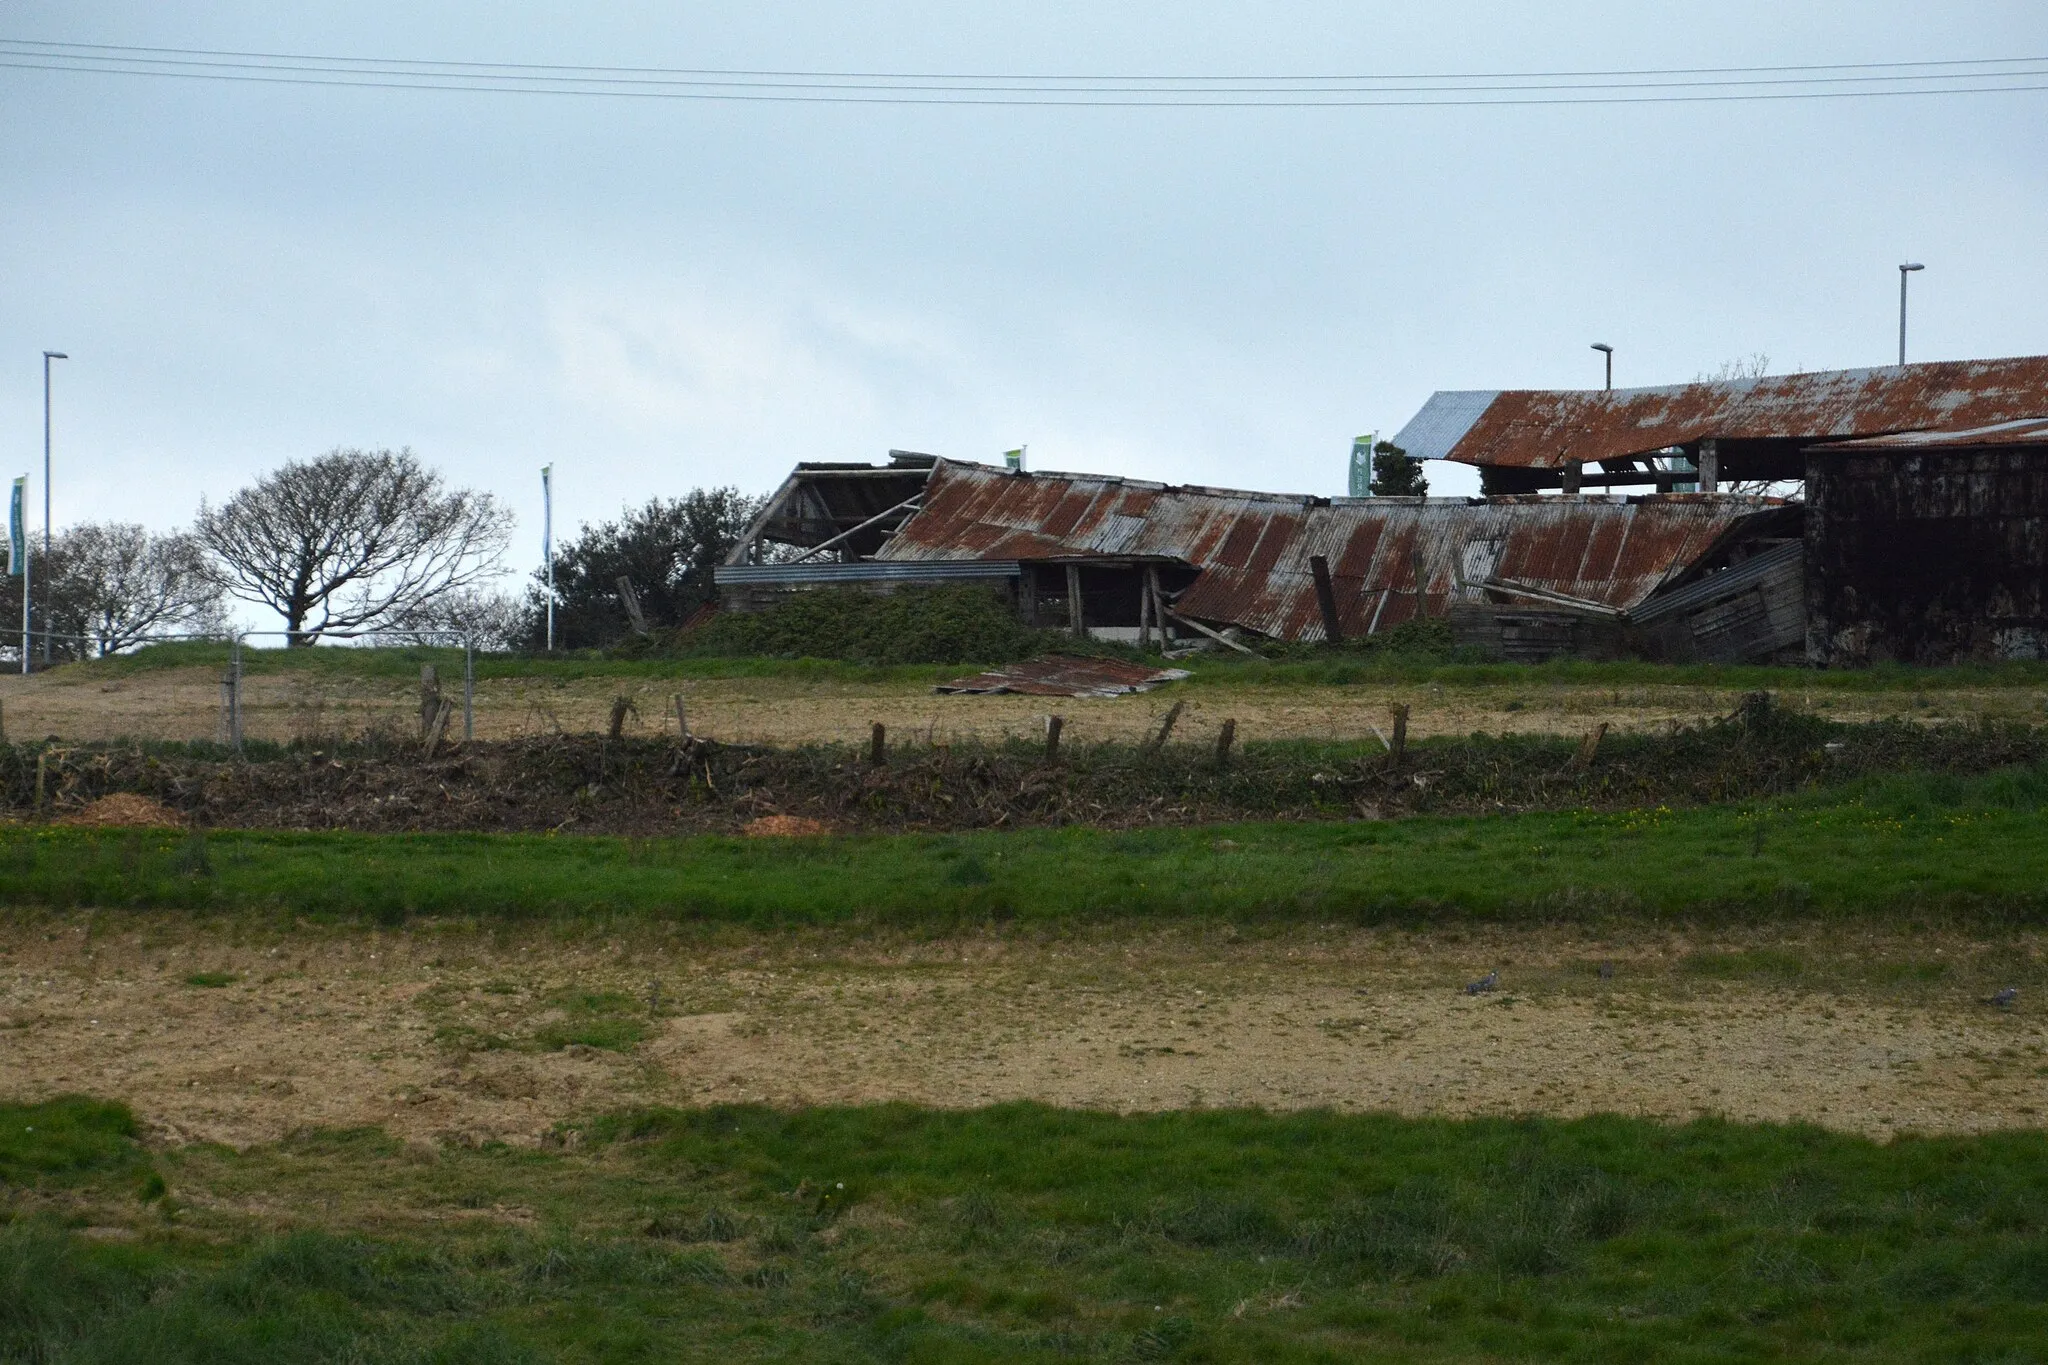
[463,638,475,742]
[229,634,244,755]
[1044,714,1063,762]
[420,664,441,738]
[869,722,886,766]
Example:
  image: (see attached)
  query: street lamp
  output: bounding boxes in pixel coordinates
[1898,263,1924,366]
[1590,343,1614,391]
[40,351,67,666]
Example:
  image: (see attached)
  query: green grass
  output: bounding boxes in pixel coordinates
[3,768,2046,927]
[70,637,2048,692]
[180,971,238,988]
[10,1097,2048,1361]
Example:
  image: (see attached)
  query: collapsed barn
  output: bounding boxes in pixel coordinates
[715,355,2048,666]
[721,458,1802,663]
[1393,354,2048,663]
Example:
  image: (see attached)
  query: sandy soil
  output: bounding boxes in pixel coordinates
[4,918,2042,1149]
[3,665,2042,749]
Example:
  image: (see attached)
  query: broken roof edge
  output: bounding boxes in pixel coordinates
[1390,353,2048,470]
[918,457,1785,511]
[1804,415,2048,451]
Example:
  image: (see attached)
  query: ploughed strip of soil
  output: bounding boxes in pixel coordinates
[2,919,2041,1149]
[4,700,2043,836]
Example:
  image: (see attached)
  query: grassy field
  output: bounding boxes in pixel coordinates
[8,1094,2048,1362]
[67,637,2048,693]
[10,639,2048,751]
[7,766,2047,927]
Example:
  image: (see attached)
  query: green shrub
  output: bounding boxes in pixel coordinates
[659,584,1050,666]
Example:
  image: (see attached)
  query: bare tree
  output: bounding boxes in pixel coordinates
[197,448,511,645]
[382,586,526,651]
[0,522,226,660]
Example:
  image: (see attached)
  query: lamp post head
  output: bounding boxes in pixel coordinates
[43,351,67,361]
[1590,343,1614,354]
[1900,262,1924,273]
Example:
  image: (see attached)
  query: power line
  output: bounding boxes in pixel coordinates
[4,37,2045,83]
[3,39,2046,106]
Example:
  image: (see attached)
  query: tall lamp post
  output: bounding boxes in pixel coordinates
[1898,263,1924,366]
[1590,342,1614,391]
[40,351,67,666]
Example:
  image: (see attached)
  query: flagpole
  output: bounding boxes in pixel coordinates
[14,476,28,675]
[541,464,554,652]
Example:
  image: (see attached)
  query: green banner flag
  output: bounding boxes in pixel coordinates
[7,477,22,578]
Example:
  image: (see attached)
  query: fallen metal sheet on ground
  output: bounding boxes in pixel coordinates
[934,654,1191,698]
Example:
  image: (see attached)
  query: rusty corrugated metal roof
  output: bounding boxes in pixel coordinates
[878,462,1780,641]
[1805,416,2048,452]
[1392,356,2048,470]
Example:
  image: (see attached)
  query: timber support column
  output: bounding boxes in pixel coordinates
[1065,564,1085,636]
[1309,555,1344,645]
[1697,439,1720,493]
[1561,461,1583,496]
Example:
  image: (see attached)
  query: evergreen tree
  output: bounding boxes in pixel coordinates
[1368,441,1429,497]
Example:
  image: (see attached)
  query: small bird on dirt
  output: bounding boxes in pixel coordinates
[1465,971,1499,996]
[1988,987,2018,1009]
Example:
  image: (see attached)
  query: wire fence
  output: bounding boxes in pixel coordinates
[0,628,481,755]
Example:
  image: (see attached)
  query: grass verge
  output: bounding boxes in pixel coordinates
[7,1095,2048,1361]
[70,638,2048,692]
[3,768,2046,926]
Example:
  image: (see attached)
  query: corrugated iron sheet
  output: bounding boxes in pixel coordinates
[1392,356,2048,469]
[934,654,1190,697]
[1805,416,2048,452]
[716,559,1020,586]
[880,462,1778,641]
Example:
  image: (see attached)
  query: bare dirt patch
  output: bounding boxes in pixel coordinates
[3,917,2042,1149]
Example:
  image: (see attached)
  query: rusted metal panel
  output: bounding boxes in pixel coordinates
[1805,417,2048,451]
[1395,356,2048,469]
[881,462,1781,642]
[1805,444,2048,664]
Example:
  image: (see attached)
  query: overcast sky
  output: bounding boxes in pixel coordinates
[4,1,2046,593]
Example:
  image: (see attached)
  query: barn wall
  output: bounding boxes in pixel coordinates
[1805,447,2048,665]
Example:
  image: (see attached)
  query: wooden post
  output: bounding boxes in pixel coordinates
[1065,564,1085,637]
[1144,699,1185,753]
[419,664,440,738]
[1409,546,1427,621]
[1044,714,1063,762]
[1572,722,1608,772]
[1389,703,1409,765]
[1215,718,1236,770]
[1310,555,1344,645]
[1146,567,1168,646]
[1137,567,1152,651]
[33,750,46,813]
[672,694,688,737]
[616,576,651,635]
[1561,461,1583,496]
[1696,439,1720,493]
[869,721,887,766]
[608,695,633,740]
[423,699,454,756]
